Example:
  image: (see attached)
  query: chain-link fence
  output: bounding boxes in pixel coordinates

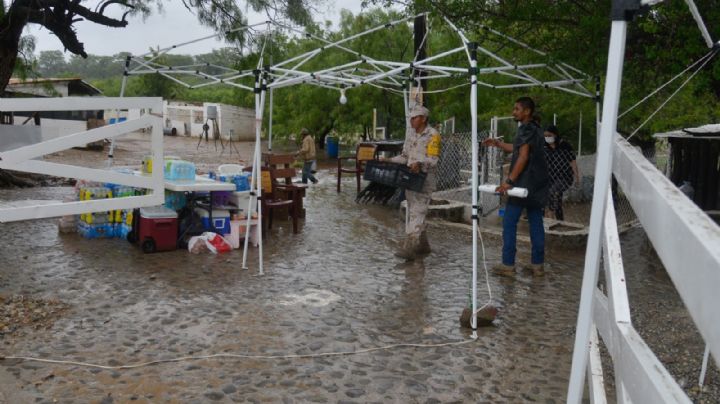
[435,130,505,217]
[433,129,669,232]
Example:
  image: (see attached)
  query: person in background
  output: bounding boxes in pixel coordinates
[482,97,549,277]
[387,105,441,260]
[295,128,318,184]
[543,125,579,221]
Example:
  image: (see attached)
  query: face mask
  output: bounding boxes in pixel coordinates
[545,136,556,144]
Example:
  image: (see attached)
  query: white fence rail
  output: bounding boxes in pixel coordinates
[585,134,719,403]
[0,97,164,222]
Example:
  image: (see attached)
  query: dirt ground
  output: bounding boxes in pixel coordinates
[0,132,716,403]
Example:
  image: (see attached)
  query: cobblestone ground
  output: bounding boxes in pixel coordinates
[0,134,715,403]
[0,177,586,403]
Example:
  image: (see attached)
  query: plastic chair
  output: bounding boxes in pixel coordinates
[218,164,244,176]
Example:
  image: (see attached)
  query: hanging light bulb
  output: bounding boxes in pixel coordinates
[339,88,347,105]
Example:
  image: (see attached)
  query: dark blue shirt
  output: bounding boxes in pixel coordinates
[509,121,549,207]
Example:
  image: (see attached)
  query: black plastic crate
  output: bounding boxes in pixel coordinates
[363,160,426,192]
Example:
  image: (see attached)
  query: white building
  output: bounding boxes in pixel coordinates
[1,78,104,149]
[163,101,256,141]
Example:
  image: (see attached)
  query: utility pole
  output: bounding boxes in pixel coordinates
[412,14,428,108]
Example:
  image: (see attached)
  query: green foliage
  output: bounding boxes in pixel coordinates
[12,35,37,80]
[35,3,720,151]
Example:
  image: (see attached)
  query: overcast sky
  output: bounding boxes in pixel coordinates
[25,0,367,56]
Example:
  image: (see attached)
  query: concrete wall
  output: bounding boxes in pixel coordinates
[163,101,255,141]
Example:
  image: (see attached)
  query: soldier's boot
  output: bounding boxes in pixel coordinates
[491,263,516,278]
[395,236,419,261]
[416,231,431,255]
[524,263,545,277]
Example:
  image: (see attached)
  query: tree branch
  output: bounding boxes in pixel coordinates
[67,3,129,28]
[98,0,130,16]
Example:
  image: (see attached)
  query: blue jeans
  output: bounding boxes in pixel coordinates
[502,202,545,265]
[302,160,317,184]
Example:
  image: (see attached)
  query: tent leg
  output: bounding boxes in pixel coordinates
[567,19,629,404]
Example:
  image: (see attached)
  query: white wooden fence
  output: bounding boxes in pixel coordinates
[0,97,165,222]
[581,134,719,403]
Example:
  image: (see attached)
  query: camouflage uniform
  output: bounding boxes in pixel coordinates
[389,114,441,259]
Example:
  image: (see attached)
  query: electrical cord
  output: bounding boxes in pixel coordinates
[473,220,494,316]
[1,340,476,370]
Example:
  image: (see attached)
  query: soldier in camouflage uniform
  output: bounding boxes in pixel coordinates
[387,105,442,260]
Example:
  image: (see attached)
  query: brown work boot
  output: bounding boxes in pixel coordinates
[524,263,545,277]
[491,264,516,278]
[395,237,418,261]
[416,231,431,255]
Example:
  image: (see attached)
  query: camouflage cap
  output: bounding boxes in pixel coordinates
[409,105,430,118]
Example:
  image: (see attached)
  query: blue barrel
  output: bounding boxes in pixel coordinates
[326,136,339,158]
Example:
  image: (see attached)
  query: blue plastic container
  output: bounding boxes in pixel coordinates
[194,208,231,235]
[326,136,339,158]
[233,174,250,191]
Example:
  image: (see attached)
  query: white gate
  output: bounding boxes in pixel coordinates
[568,1,719,401]
[0,97,165,222]
[582,135,718,403]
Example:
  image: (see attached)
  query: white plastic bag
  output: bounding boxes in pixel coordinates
[187,232,232,254]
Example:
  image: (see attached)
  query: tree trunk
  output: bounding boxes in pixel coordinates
[0,24,24,187]
[0,0,27,94]
[0,48,18,96]
[0,44,19,96]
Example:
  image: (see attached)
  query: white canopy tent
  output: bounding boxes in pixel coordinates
[111,12,594,334]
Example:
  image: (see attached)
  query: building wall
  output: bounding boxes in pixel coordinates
[163,101,255,141]
[7,82,68,97]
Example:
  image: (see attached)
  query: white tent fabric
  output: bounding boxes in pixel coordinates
[112,12,594,334]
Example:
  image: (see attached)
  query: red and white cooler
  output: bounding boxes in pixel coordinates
[139,206,178,253]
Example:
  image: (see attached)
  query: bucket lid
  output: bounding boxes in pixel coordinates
[140,206,178,219]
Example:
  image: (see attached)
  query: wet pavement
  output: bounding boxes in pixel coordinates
[0,178,588,403]
[0,133,715,402]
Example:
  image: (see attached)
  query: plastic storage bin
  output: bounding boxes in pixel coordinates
[230,191,253,210]
[211,191,233,206]
[363,160,426,192]
[228,219,258,248]
[139,206,178,253]
[194,208,231,235]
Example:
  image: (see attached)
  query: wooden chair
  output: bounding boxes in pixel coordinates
[258,168,300,234]
[264,153,309,216]
[263,153,295,184]
[337,143,377,193]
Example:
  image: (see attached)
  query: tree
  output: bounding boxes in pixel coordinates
[37,50,68,76]
[0,0,320,95]
[367,0,720,143]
